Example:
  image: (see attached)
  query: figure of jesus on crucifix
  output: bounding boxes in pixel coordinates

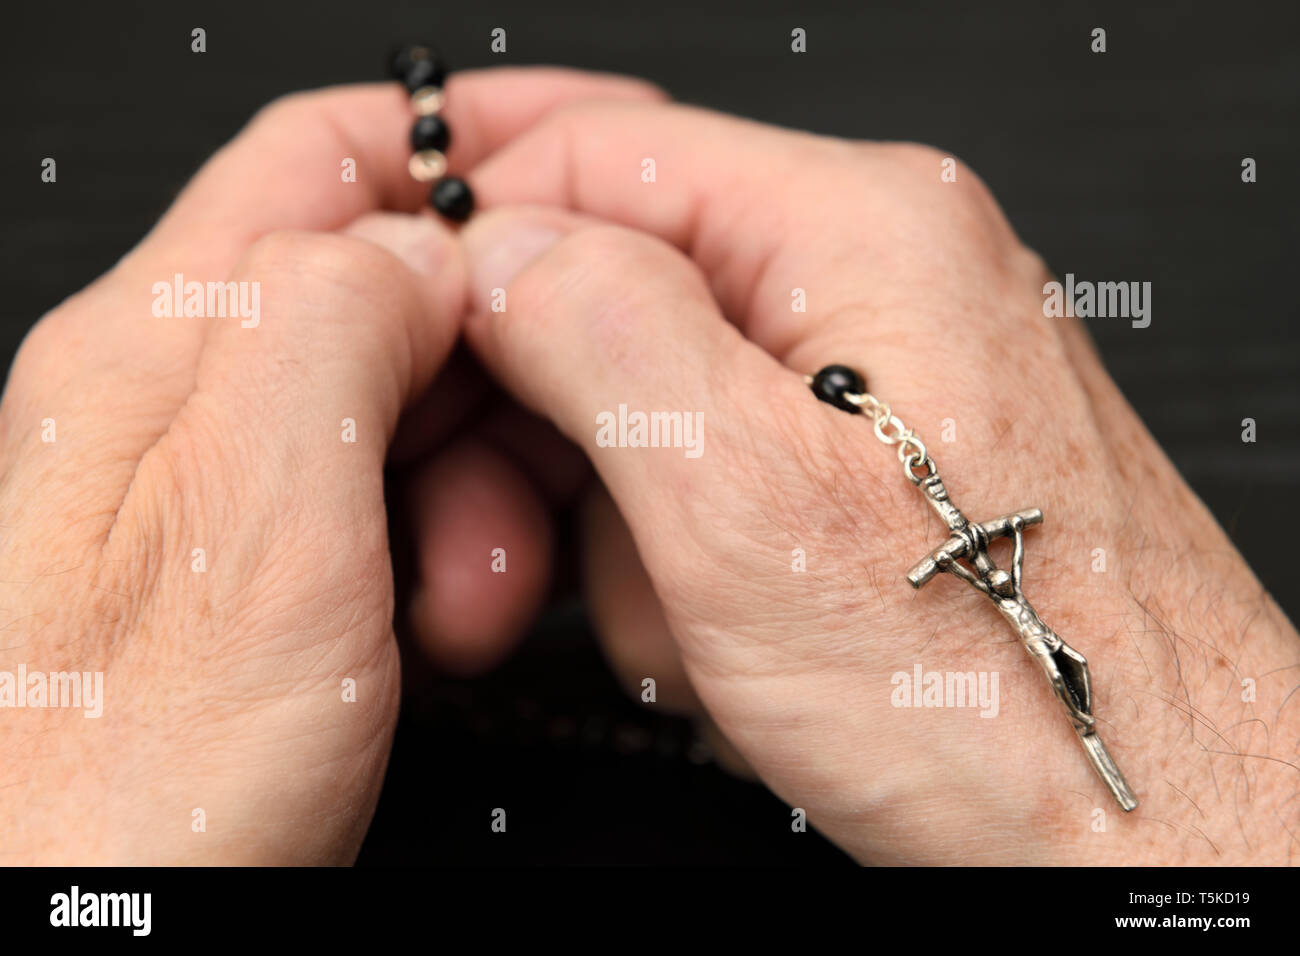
[905,470,1138,811]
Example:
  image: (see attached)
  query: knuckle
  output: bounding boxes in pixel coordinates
[240,230,407,300]
[888,142,996,200]
[5,303,92,404]
[11,309,68,371]
[871,143,1018,256]
[241,229,336,275]
[1014,244,1054,286]
[237,230,422,358]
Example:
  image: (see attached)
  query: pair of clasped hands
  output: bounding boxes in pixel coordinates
[5,68,1297,865]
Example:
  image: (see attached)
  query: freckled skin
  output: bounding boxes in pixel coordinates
[9,69,1298,867]
[459,99,1300,865]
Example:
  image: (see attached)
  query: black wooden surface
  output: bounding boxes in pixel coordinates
[3,0,1297,864]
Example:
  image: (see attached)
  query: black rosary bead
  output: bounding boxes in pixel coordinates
[389,45,427,80]
[400,54,447,93]
[811,365,866,413]
[389,45,445,86]
[392,43,472,222]
[410,114,451,153]
[430,177,475,222]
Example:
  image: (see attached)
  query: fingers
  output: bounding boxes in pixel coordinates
[137,71,667,278]
[457,206,820,622]
[0,71,667,490]
[459,207,797,539]
[201,213,462,463]
[460,99,948,425]
[464,100,1029,386]
[99,212,463,565]
[466,101,1091,548]
[406,438,552,676]
[465,101,821,332]
[401,396,585,676]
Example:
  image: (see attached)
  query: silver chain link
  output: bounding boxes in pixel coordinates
[804,374,938,483]
[842,391,936,484]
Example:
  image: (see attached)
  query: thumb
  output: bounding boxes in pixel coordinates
[459,207,797,548]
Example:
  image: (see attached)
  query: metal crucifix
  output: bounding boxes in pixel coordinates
[905,470,1139,811]
[806,363,1138,810]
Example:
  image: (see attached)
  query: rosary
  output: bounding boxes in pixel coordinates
[809,365,1138,811]
[389,45,475,221]
[386,43,1137,811]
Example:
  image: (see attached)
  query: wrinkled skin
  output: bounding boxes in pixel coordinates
[458,100,1300,865]
[0,71,661,864]
[2,71,1296,865]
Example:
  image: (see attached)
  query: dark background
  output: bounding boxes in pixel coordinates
[4,0,1296,864]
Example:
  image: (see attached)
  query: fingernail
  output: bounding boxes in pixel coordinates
[345,212,451,277]
[462,212,565,312]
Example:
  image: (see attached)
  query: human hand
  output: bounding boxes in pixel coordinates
[0,70,662,864]
[450,97,1300,864]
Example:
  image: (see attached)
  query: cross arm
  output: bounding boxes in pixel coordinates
[906,507,1043,588]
